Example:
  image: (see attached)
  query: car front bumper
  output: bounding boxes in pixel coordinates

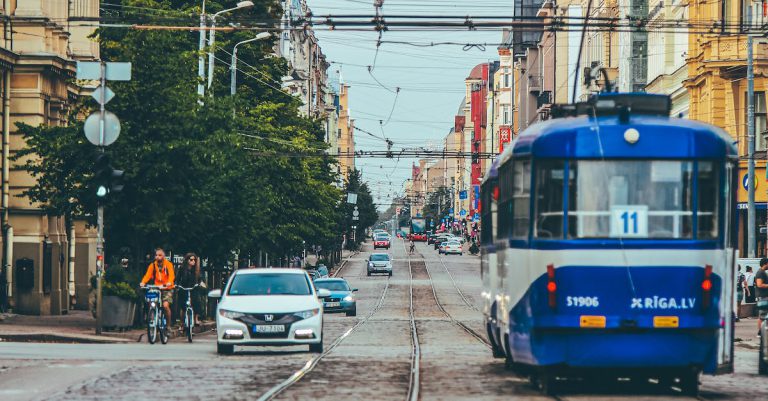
[216,314,322,345]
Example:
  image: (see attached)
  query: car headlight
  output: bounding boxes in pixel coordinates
[219,309,246,320]
[368,262,373,267]
[294,308,320,320]
[343,295,354,302]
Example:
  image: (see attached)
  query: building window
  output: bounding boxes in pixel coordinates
[746,91,767,150]
[742,0,768,31]
[502,105,510,125]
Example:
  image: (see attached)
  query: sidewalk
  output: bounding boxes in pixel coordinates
[0,310,214,344]
[734,316,762,351]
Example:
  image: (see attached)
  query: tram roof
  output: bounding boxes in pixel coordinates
[502,94,737,160]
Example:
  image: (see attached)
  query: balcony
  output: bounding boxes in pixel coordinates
[528,75,542,93]
[536,91,552,109]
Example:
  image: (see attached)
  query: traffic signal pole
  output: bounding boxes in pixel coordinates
[76,60,129,336]
[95,62,107,335]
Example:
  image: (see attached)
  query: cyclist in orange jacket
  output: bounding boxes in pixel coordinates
[140,248,175,326]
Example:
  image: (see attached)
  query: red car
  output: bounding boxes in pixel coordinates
[409,233,427,242]
[373,234,390,249]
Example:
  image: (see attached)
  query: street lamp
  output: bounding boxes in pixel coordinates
[207,1,254,93]
[230,32,271,96]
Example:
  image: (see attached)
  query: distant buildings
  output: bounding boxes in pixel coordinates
[399,1,768,255]
[279,0,355,183]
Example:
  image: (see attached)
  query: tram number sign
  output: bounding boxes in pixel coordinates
[610,205,648,238]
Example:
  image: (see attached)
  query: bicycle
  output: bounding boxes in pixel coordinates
[176,284,199,343]
[142,285,170,344]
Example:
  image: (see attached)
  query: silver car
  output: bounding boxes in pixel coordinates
[367,253,392,277]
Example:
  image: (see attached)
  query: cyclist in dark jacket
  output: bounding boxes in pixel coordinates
[176,253,202,324]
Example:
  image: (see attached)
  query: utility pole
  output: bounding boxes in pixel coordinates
[747,35,756,257]
[198,0,206,99]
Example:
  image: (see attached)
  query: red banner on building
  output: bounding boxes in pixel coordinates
[499,125,512,153]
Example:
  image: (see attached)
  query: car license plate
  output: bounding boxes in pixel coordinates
[255,325,285,333]
[325,302,341,308]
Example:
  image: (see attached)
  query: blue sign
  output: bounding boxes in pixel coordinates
[473,214,480,222]
[473,185,480,199]
[459,190,468,200]
[449,208,454,214]
[743,174,758,191]
[459,209,467,217]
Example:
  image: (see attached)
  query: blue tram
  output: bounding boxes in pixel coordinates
[481,93,737,395]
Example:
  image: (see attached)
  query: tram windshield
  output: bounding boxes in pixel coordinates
[535,160,720,240]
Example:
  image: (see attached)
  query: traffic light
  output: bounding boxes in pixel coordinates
[472,141,480,164]
[93,153,124,201]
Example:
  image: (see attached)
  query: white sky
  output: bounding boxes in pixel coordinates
[306,1,508,209]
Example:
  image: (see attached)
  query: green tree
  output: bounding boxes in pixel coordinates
[14,0,342,267]
[340,169,377,250]
[423,186,452,228]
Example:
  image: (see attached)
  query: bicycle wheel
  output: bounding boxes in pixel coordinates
[185,308,194,343]
[160,316,169,344]
[147,307,158,344]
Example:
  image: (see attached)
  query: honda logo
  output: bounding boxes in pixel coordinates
[264,314,274,322]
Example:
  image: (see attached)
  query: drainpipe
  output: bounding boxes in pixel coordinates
[68,223,75,304]
[2,69,11,305]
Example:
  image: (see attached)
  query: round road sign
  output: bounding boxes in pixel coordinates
[84,111,121,146]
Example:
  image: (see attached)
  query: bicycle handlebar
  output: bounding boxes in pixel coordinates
[141,285,172,290]
[175,284,199,291]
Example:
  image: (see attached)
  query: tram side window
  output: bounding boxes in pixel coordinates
[480,182,493,244]
[512,160,531,239]
[697,161,720,239]
[535,160,565,238]
[497,163,514,238]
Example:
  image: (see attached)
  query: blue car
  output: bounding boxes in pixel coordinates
[313,278,357,316]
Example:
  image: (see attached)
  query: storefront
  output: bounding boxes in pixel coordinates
[737,162,768,257]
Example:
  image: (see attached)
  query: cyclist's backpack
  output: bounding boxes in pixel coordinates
[737,272,745,289]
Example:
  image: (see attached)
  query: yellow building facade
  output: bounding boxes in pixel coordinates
[1,0,100,314]
[337,83,355,183]
[686,0,768,256]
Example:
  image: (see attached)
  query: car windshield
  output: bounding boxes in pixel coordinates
[446,241,460,245]
[375,234,389,240]
[314,281,350,291]
[370,254,390,261]
[227,273,311,296]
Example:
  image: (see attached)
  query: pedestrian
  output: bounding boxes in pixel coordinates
[176,253,203,325]
[755,258,768,336]
[736,265,745,321]
[745,266,756,303]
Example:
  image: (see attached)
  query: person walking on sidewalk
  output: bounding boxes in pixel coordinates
[176,253,202,325]
[140,248,175,328]
[746,266,756,303]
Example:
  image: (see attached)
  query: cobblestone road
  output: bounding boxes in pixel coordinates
[0,241,765,401]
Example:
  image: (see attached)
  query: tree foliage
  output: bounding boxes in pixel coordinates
[340,169,377,249]
[423,186,452,228]
[13,0,348,264]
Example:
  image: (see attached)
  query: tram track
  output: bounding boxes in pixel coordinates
[418,254,491,348]
[256,248,390,401]
[405,243,421,401]
[436,252,479,312]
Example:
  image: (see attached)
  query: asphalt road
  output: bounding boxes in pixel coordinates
[0,240,766,401]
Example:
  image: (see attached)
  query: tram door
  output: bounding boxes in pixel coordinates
[717,162,736,374]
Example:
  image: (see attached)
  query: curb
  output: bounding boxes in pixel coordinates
[0,332,128,344]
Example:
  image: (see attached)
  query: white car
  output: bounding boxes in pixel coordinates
[208,268,330,355]
[442,241,463,255]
